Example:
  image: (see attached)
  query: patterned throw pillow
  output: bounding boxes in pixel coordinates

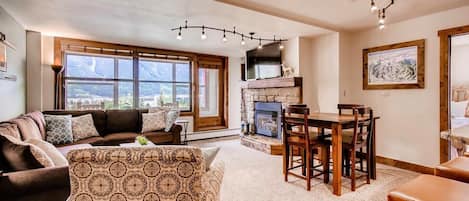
[44,115,73,145]
[26,139,68,166]
[141,111,166,133]
[72,114,100,142]
[165,110,180,132]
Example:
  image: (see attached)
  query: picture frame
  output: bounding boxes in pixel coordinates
[363,39,425,90]
[0,43,6,72]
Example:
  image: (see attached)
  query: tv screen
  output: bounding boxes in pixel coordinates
[246,42,282,80]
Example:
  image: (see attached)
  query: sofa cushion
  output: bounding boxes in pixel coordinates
[43,110,107,135]
[11,117,42,141]
[106,110,140,134]
[103,132,138,145]
[435,157,469,183]
[55,136,105,147]
[56,144,93,157]
[201,147,220,171]
[0,123,21,140]
[165,110,180,132]
[24,111,46,140]
[388,175,469,201]
[44,115,73,145]
[0,134,54,172]
[26,139,68,166]
[71,114,100,142]
[141,111,166,133]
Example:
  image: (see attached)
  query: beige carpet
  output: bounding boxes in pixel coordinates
[190,137,420,201]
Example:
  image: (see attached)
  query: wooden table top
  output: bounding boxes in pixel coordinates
[285,113,376,124]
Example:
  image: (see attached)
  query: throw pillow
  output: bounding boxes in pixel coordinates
[26,139,68,166]
[0,123,21,140]
[200,147,220,171]
[0,134,54,171]
[141,111,166,133]
[165,110,180,132]
[72,114,100,142]
[149,107,171,114]
[10,117,42,141]
[44,115,73,145]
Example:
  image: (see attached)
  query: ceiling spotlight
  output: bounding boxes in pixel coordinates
[222,30,227,42]
[176,27,182,40]
[379,10,386,24]
[279,43,284,50]
[379,23,385,30]
[241,36,246,46]
[257,40,263,49]
[371,0,378,12]
[201,26,207,40]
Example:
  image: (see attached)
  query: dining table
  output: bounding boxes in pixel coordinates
[284,112,379,196]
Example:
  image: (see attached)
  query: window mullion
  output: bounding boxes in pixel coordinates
[113,58,119,108]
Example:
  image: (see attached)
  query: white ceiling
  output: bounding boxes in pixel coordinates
[0,0,331,57]
[217,0,469,31]
[1,0,468,57]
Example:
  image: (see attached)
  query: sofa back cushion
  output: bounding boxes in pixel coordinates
[24,111,46,140]
[10,117,43,141]
[0,123,21,140]
[43,110,107,135]
[105,109,140,134]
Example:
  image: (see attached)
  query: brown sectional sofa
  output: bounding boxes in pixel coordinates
[0,109,182,201]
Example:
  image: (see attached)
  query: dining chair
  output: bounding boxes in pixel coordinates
[336,107,373,191]
[337,104,368,174]
[282,106,330,191]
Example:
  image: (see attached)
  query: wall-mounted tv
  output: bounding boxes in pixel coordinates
[245,42,282,80]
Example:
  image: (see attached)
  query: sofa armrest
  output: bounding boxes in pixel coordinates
[170,124,182,144]
[202,160,225,201]
[0,166,70,197]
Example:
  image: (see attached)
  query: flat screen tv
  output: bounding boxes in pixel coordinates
[245,42,282,80]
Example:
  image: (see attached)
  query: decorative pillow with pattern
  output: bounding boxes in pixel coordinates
[141,111,166,133]
[165,110,180,132]
[72,114,100,142]
[26,139,68,166]
[44,115,73,145]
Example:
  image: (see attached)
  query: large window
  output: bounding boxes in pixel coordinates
[138,59,191,111]
[64,53,191,111]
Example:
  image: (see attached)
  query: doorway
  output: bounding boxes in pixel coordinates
[439,25,469,163]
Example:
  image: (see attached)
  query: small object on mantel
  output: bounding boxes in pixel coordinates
[0,72,17,81]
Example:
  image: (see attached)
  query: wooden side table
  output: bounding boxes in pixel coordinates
[175,119,189,144]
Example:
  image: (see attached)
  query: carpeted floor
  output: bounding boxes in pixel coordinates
[190,136,419,201]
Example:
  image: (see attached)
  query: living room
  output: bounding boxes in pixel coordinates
[1,0,469,201]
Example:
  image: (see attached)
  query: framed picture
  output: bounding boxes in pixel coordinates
[363,39,425,90]
[0,43,6,72]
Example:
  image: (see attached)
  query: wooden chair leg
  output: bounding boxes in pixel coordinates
[322,145,330,183]
[351,150,356,192]
[306,149,311,191]
[366,149,371,184]
[360,148,364,171]
[284,145,289,182]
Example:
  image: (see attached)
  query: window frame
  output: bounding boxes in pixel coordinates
[62,52,193,112]
[138,58,192,111]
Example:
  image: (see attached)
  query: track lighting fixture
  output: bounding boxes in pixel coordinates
[176,27,182,40]
[171,21,287,47]
[370,0,394,30]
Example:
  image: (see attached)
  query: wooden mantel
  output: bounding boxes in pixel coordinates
[240,77,302,89]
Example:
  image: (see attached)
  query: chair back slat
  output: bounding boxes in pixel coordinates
[282,106,311,148]
[350,106,373,147]
[338,104,364,115]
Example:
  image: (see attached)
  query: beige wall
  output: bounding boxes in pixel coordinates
[282,37,300,76]
[0,6,26,120]
[340,6,469,167]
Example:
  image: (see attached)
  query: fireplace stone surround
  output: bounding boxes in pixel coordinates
[240,77,303,155]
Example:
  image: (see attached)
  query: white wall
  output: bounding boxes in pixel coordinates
[282,37,300,76]
[228,57,242,130]
[0,6,26,120]
[340,6,469,167]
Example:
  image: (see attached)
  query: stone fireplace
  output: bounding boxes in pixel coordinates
[240,77,303,155]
